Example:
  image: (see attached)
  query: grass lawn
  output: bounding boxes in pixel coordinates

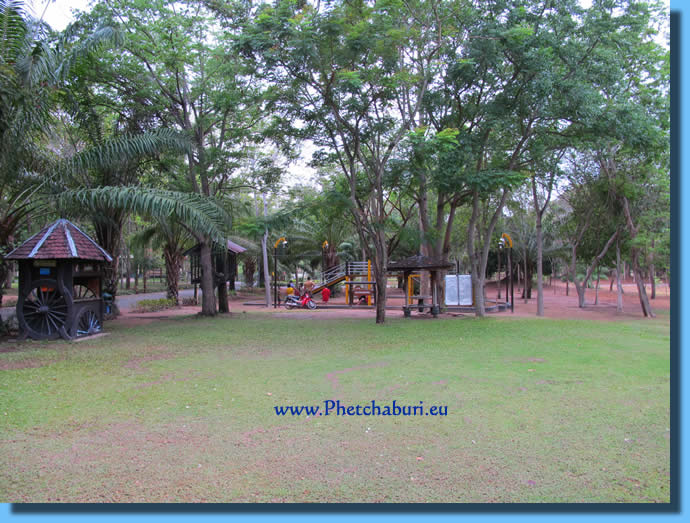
[0,312,670,503]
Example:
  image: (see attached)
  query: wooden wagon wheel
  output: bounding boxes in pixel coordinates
[18,279,73,340]
[73,284,97,300]
[74,308,102,338]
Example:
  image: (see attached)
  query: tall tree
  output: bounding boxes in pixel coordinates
[79,0,268,315]
[239,0,444,323]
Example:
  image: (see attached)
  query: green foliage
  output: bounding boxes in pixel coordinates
[130,297,176,312]
[55,187,232,242]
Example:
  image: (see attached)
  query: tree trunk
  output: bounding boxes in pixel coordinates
[631,249,655,318]
[467,191,484,316]
[199,240,217,316]
[373,254,387,324]
[94,218,123,315]
[522,248,528,302]
[620,195,654,318]
[0,258,8,308]
[566,268,569,296]
[3,261,12,289]
[649,239,656,300]
[594,265,600,305]
[535,214,544,315]
[261,194,271,307]
[218,282,229,313]
[417,171,432,300]
[572,230,618,309]
[164,248,182,306]
[616,238,624,312]
[525,260,533,300]
[244,258,256,287]
[468,188,509,317]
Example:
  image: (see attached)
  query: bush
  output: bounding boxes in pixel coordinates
[130,298,176,313]
[181,297,198,306]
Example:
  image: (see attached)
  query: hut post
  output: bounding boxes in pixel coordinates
[431,270,439,317]
[403,270,411,318]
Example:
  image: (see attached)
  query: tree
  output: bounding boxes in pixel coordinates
[584,0,669,317]
[130,218,193,305]
[0,0,119,329]
[79,0,270,315]
[239,0,444,323]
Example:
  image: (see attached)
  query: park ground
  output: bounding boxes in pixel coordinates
[0,279,670,502]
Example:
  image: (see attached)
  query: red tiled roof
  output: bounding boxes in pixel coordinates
[6,219,113,262]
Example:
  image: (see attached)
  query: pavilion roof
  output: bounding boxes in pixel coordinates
[386,255,454,272]
[183,239,247,257]
[6,219,112,262]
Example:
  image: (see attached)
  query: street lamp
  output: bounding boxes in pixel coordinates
[497,239,504,300]
[273,237,287,308]
[322,240,329,280]
[500,233,514,313]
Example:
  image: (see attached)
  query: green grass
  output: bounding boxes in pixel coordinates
[0,312,670,502]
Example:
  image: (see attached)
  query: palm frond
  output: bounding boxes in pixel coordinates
[55,129,190,178]
[55,186,231,242]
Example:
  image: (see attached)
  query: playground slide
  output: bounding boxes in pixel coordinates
[311,274,348,294]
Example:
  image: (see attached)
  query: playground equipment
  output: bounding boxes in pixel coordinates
[312,260,375,306]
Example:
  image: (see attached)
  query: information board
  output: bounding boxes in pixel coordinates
[445,274,472,306]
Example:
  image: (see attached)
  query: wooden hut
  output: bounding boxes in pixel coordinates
[6,219,112,340]
[386,255,454,318]
[184,240,246,288]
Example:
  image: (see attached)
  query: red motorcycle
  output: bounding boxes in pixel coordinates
[284,292,317,310]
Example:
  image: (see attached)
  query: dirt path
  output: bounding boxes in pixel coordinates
[114,279,669,327]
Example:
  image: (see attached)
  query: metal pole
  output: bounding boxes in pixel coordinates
[508,247,515,313]
[273,247,277,309]
[497,245,502,299]
[456,259,460,306]
[505,248,509,304]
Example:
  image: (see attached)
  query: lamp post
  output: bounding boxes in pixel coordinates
[322,240,329,281]
[497,239,503,300]
[501,233,514,313]
[273,237,287,309]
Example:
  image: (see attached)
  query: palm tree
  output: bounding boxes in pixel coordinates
[130,218,194,305]
[56,185,232,312]
[0,0,119,324]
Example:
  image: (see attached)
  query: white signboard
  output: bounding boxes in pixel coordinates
[445,274,473,306]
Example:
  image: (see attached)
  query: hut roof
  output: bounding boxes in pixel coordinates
[183,239,247,257]
[6,219,112,262]
[386,255,454,272]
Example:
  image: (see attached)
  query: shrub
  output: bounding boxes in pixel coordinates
[131,298,176,313]
[181,297,198,306]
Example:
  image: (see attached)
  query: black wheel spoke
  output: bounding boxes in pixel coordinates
[46,314,59,332]
[47,312,65,326]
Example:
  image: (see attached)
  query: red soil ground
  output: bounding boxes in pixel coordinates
[116,278,670,325]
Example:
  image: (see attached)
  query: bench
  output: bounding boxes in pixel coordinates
[146,268,164,280]
[403,303,440,317]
